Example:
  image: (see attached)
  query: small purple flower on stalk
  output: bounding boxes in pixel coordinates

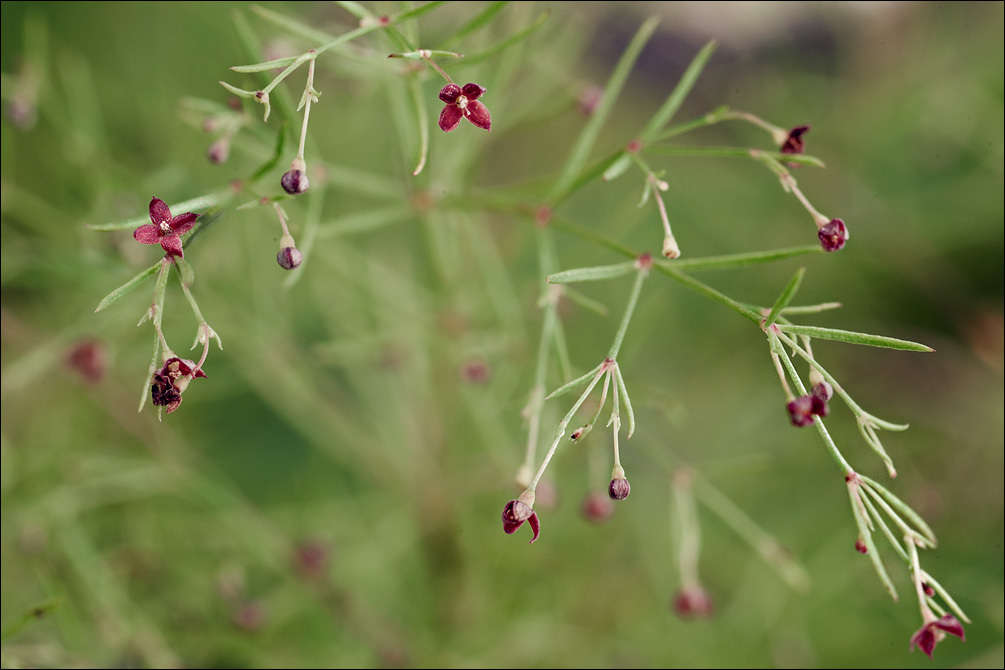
[501,495,540,544]
[787,393,828,427]
[133,197,199,259]
[818,218,849,252]
[909,614,965,659]
[438,83,491,132]
[780,125,811,155]
[151,356,207,414]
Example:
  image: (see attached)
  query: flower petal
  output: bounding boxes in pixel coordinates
[438,83,461,104]
[133,224,162,244]
[460,82,485,100]
[149,197,172,224]
[910,625,937,659]
[160,235,185,258]
[934,615,965,641]
[526,512,540,543]
[464,100,491,131]
[169,212,198,234]
[439,104,463,132]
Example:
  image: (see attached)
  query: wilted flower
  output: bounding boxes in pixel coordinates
[909,614,965,659]
[133,197,199,259]
[787,393,827,427]
[780,125,811,155]
[501,498,540,543]
[438,82,491,132]
[818,218,849,252]
[151,356,206,414]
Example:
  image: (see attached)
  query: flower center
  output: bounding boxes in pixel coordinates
[159,221,172,235]
[456,95,469,110]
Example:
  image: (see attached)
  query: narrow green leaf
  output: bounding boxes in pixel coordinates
[231,57,298,73]
[602,153,632,181]
[389,50,461,59]
[646,145,826,167]
[639,40,716,142]
[249,122,288,183]
[662,247,823,272]
[548,17,659,204]
[848,485,898,600]
[859,475,938,545]
[438,1,509,49]
[545,362,605,400]
[218,81,258,97]
[316,206,414,239]
[450,10,549,69]
[615,365,635,438]
[334,1,369,20]
[251,4,338,44]
[0,598,61,641]
[763,268,804,328]
[562,287,609,317]
[777,325,934,352]
[547,260,636,284]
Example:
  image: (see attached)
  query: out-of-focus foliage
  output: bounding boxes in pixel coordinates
[1,2,1002,667]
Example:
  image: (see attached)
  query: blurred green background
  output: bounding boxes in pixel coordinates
[1,2,1002,667]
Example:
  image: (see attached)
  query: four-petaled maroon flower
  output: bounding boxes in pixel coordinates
[909,614,965,659]
[133,197,199,258]
[151,356,206,414]
[780,125,811,155]
[501,499,540,543]
[787,393,828,427]
[818,218,849,252]
[438,83,491,132]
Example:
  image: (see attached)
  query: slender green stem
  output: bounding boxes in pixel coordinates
[607,266,648,359]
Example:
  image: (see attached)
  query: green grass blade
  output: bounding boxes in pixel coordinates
[777,325,934,352]
[666,246,823,272]
[639,40,716,142]
[763,268,804,328]
[94,262,161,312]
[547,261,636,284]
[548,16,659,204]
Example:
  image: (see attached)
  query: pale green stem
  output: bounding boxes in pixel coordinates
[607,266,648,360]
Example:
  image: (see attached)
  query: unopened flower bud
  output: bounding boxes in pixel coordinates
[855,536,868,554]
[673,585,715,618]
[207,138,230,164]
[662,234,681,259]
[277,246,303,270]
[581,492,614,523]
[608,476,631,501]
[281,169,310,195]
[812,381,833,403]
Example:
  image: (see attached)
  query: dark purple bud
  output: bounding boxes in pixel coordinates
[855,537,868,554]
[277,246,303,270]
[923,582,935,597]
[818,218,848,252]
[281,169,310,195]
[608,477,631,501]
[812,381,834,403]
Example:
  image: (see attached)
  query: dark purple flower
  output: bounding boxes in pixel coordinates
[818,218,849,252]
[151,356,206,414]
[608,477,631,501]
[787,393,828,427]
[133,197,199,259]
[673,585,715,619]
[501,499,540,543]
[909,614,965,659]
[780,125,811,155]
[438,83,491,132]
[812,381,834,403]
